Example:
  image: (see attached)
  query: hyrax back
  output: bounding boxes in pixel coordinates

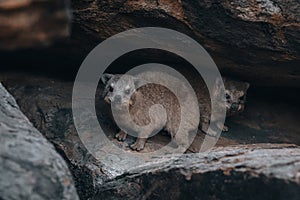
[101,73,199,151]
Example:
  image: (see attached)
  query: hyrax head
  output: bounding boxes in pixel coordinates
[101,73,140,106]
[213,77,250,115]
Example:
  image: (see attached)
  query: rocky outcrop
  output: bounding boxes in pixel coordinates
[2,73,300,199]
[0,0,71,50]
[1,1,299,86]
[1,1,300,199]
[0,83,78,200]
[95,144,300,200]
[70,0,300,86]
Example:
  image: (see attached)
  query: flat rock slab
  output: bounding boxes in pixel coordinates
[0,83,78,200]
[96,144,300,200]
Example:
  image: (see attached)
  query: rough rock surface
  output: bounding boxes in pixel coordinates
[70,0,300,86]
[0,83,79,200]
[0,0,71,50]
[95,144,300,200]
[0,0,299,86]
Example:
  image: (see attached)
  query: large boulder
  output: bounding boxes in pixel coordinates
[1,1,299,86]
[95,144,300,200]
[70,0,300,86]
[0,83,79,200]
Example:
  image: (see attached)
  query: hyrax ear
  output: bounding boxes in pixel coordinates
[133,78,145,89]
[245,82,250,90]
[213,77,225,97]
[214,77,224,90]
[101,74,114,85]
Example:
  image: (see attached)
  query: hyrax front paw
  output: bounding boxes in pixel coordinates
[200,120,209,133]
[115,131,127,141]
[130,138,147,151]
[222,125,229,132]
[206,125,228,137]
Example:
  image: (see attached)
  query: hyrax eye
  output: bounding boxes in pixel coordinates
[125,89,130,94]
[239,95,245,101]
[109,86,114,92]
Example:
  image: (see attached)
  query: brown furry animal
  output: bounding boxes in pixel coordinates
[101,73,199,151]
[198,77,250,136]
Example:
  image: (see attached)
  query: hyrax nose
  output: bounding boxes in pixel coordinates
[114,95,122,103]
[231,103,239,110]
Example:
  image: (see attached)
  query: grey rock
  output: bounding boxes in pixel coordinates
[0,83,78,200]
[95,144,300,200]
[70,0,300,86]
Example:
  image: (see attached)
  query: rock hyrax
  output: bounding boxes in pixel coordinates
[101,72,199,151]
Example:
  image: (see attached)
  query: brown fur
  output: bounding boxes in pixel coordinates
[197,77,250,135]
[101,73,199,151]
